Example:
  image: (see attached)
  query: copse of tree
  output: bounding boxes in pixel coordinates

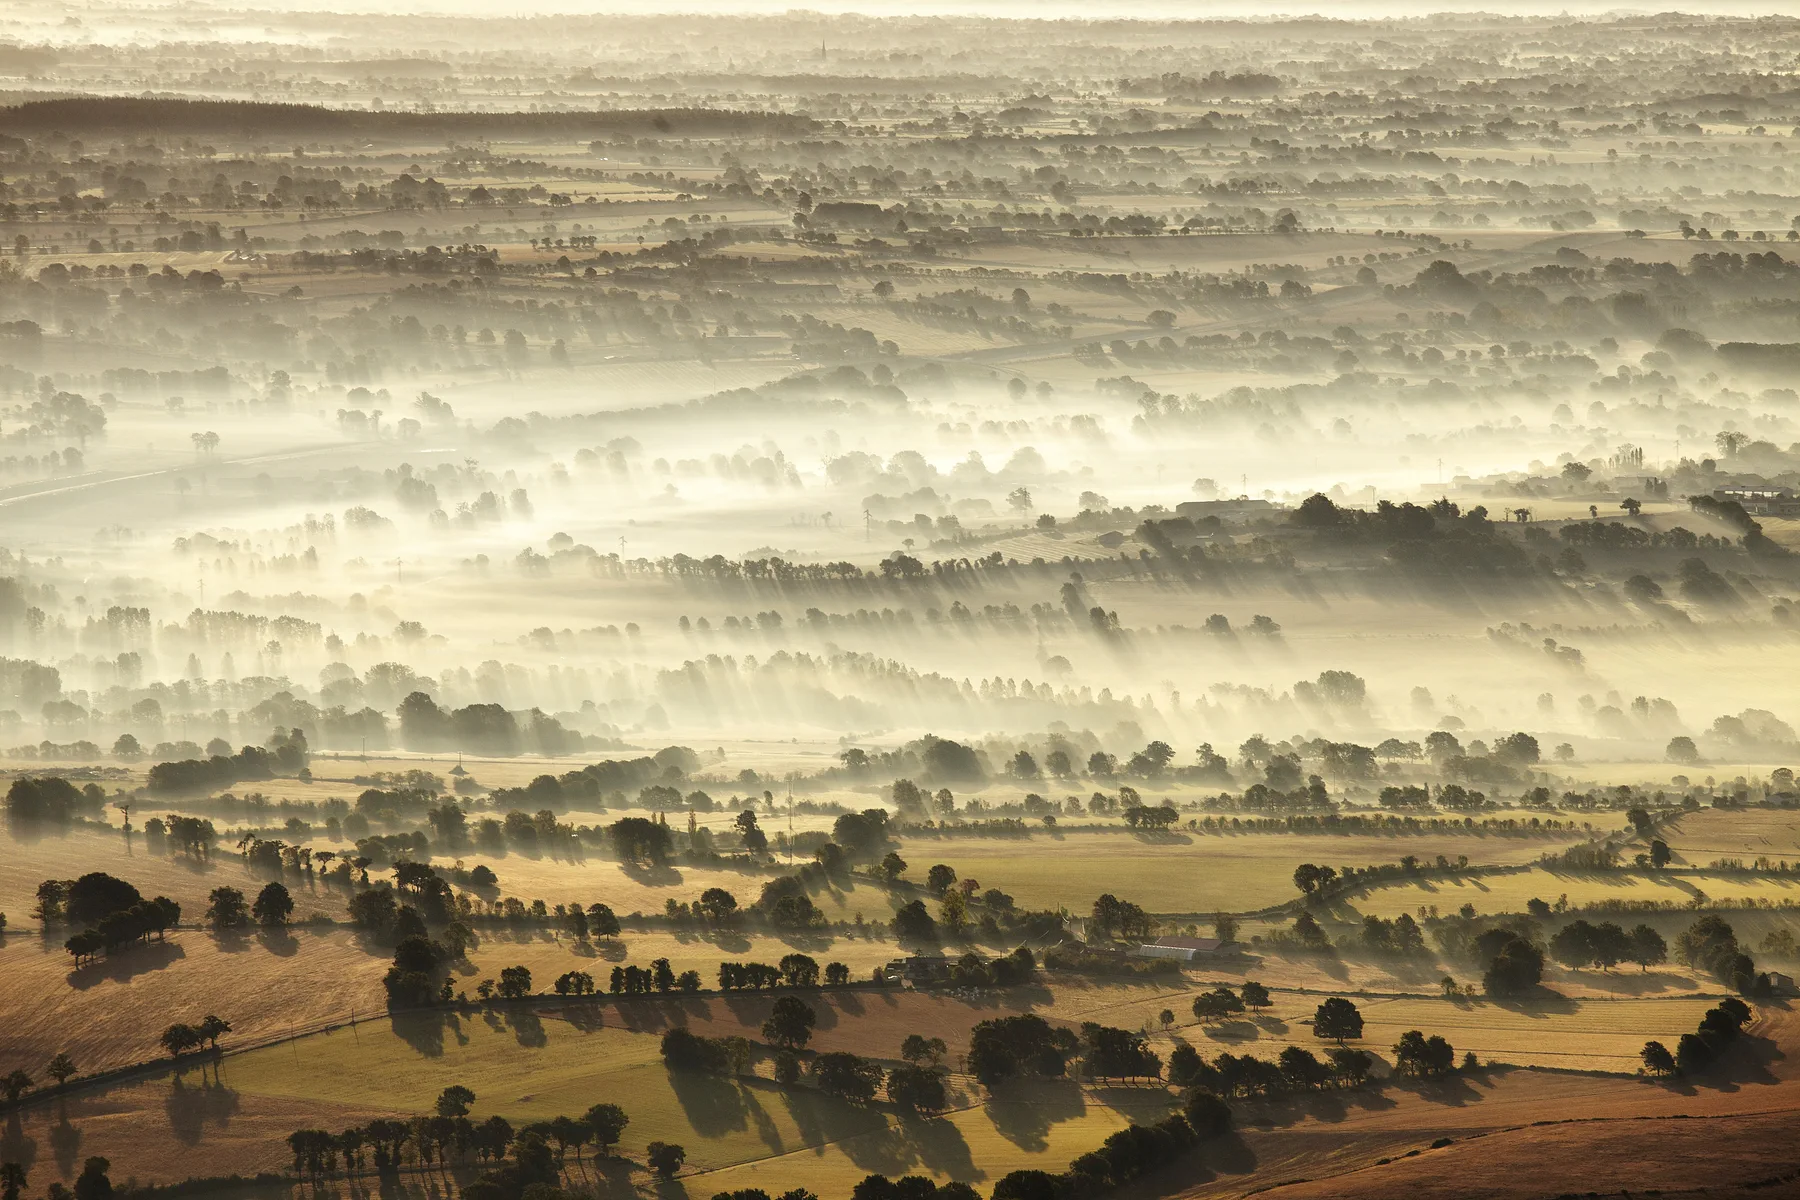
[849,1175,975,1200]
[892,899,937,943]
[1668,997,1754,1074]
[1482,932,1545,997]
[1079,1022,1162,1082]
[159,1015,230,1057]
[1549,919,1633,970]
[811,1052,884,1103]
[660,1028,753,1076]
[885,1063,949,1113]
[1193,987,1246,1023]
[608,815,673,866]
[967,1014,1077,1087]
[146,745,278,795]
[64,896,179,963]
[384,934,452,1007]
[1675,915,1759,993]
[718,961,782,990]
[1292,862,1339,897]
[6,777,104,824]
[1089,893,1153,941]
[1392,1029,1456,1078]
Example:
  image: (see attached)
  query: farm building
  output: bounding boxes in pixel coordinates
[882,956,951,985]
[1133,936,1225,962]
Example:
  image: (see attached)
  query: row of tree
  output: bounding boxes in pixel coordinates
[1640,997,1753,1076]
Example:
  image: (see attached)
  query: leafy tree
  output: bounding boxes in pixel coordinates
[885,1065,948,1112]
[584,1103,628,1155]
[1182,1089,1232,1137]
[778,953,820,988]
[1482,934,1545,996]
[251,881,294,927]
[967,1014,1075,1087]
[1629,924,1668,972]
[0,1162,26,1200]
[900,1035,947,1067]
[1392,1030,1455,1077]
[496,965,532,999]
[1329,1047,1373,1084]
[1312,997,1363,1043]
[73,1157,111,1200]
[0,1071,31,1103]
[1079,1022,1161,1081]
[1192,988,1245,1023]
[991,1170,1061,1200]
[762,996,817,1049]
[892,899,937,943]
[1241,981,1271,1010]
[1277,1046,1332,1091]
[812,1052,884,1103]
[925,864,958,896]
[435,1085,475,1117]
[1640,1040,1676,1076]
[45,1054,76,1087]
[206,886,248,930]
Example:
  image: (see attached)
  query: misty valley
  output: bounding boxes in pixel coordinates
[1,6,1800,1200]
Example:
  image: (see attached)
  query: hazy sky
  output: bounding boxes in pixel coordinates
[167,0,1800,18]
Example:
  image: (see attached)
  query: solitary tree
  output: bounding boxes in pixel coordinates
[1313,997,1364,1044]
[1640,1040,1676,1076]
[585,1103,629,1156]
[646,1141,685,1179]
[435,1085,475,1117]
[763,996,818,1050]
[0,1161,26,1200]
[206,886,248,930]
[252,881,294,928]
[46,1054,76,1087]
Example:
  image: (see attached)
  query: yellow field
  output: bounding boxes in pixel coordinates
[1350,867,1800,919]
[909,831,1589,914]
[1657,809,1800,862]
[218,1004,1172,1190]
[1137,991,1715,1075]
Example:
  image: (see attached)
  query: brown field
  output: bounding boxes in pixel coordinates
[7,985,1797,1198]
[1247,1110,1800,1200]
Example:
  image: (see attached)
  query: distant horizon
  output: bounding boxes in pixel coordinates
[112,0,1800,19]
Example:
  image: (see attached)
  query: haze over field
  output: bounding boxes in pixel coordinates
[4,4,1800,1200]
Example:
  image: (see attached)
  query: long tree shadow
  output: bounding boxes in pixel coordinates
[390,1008,462,1057]
[256,927,301,957]
[777,1087,890,1167]
[0,1112,38,1173]
[901,1112,981,1181]
[983,1078,1087,1153]
[67,940,186,989]
[665,1067,754,1139]
[503,1006,548,1049]
[164,1070,241,1146]
[48,1110,81,1176]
